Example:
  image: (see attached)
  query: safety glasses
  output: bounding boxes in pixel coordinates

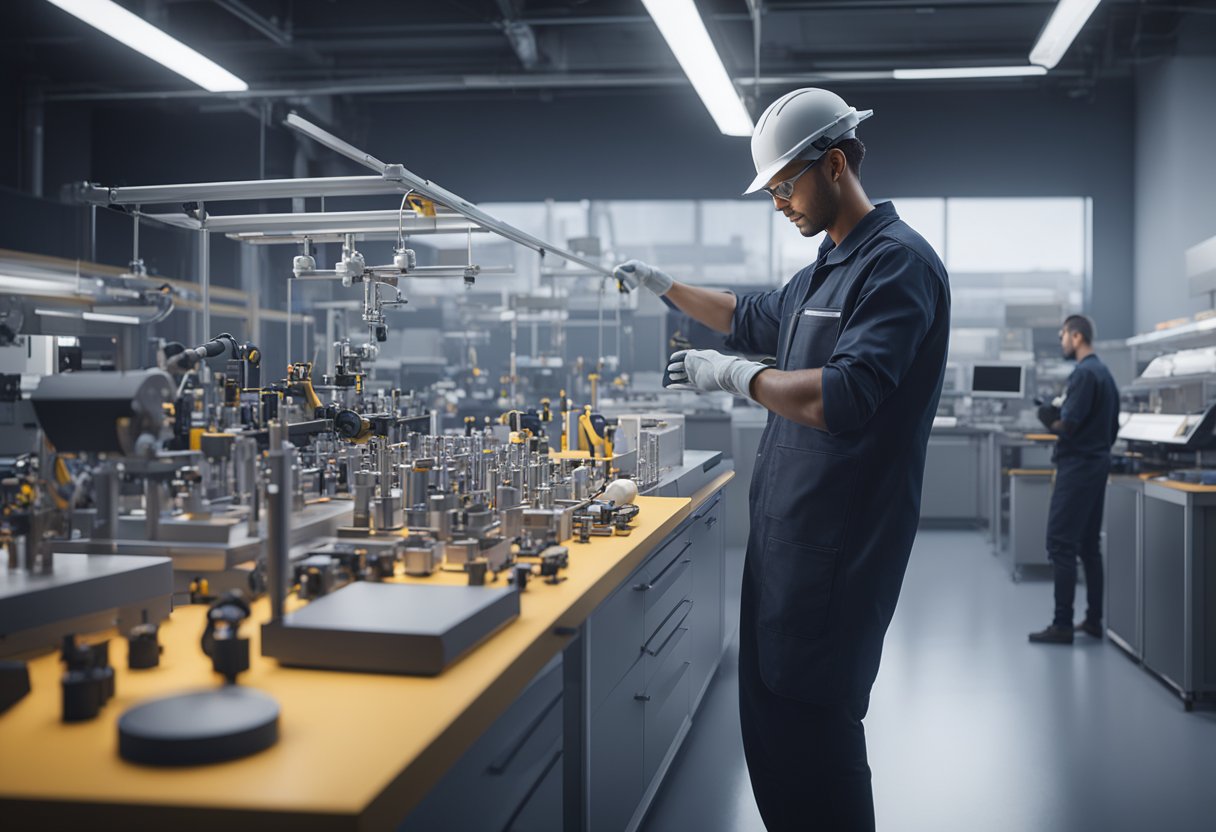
[762,155,821,201]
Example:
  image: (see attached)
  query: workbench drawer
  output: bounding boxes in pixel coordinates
[399,656,563,832]
[589,660,645,832]
[587,531,689,714]
[643,599,691,687]
[506,740,563,832]
[642,622,692,787]
[587,579,645,715]
[640,537,694,639]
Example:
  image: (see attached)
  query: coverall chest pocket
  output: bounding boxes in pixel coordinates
[783,307,841,371]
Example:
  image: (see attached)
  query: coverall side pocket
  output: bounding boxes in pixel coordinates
[763,445,858,550]
[759,534,837,640]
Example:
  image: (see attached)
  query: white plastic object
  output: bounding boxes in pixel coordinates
[603,478,639,507]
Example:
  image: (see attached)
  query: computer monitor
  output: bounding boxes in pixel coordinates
[970,364,1025,398]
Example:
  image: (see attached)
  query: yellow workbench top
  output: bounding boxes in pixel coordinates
[1149,478,1216,493]
[1,471,732,830]
[1022,433,1058,442]
[1007,468,1054,476]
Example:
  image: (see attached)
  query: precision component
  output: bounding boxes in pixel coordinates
[403,540,440,577]
[31,369,174,456]
[539,546,569,585]
[295,555,339,600]
[61,635,114,723]
[510,563,532,591]
[0,660,30,714]
[127,622,162,670]
[201,591,252,685]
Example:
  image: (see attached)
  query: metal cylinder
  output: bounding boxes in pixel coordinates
[353,470,374,529]
[496,485,520,511]
[572,465,590,501]
[266,444,294,624]
[93,465,119,540]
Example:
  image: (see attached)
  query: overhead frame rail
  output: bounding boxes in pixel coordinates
[76,114,615,344]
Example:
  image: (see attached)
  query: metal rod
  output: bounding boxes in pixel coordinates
[83,175,405,206]
[199,211,210,343]
[286,277,292,367]
[284,114,616,277]
[283,113,387,174]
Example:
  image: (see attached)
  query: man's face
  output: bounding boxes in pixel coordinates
[1059,327,1078,360]
[766,151,839,238]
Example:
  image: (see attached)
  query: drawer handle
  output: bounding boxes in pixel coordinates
[642,608,690,661]
[633,541,692,593]
[640,657,691,708]
[485,693,562,776]
[644,600,692,658]
[705,516,718,529]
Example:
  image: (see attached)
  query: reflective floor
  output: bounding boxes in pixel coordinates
[641,530,1216,832]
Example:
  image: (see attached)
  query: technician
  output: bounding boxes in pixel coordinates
[615,88,950,831]
[1029,315,1119,645]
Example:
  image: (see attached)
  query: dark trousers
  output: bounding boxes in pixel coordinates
[1046,455,1110,627]
[738,575,875,831]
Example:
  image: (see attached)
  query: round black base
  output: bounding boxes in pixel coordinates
[118,687,279,766]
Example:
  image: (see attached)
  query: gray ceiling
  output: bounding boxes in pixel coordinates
[0,0,1202,107]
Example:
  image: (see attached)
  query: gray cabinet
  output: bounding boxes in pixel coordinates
[921,433,983,522]
[1007,471,1053,579]
[582,485,728,832]
[1104,478,1142,656]
[1142,494,1187,688]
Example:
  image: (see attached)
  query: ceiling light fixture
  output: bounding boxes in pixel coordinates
[1029,0,1104,70]
[640,0,753,137]
[893,66,1049,80]
[45,0,247,92]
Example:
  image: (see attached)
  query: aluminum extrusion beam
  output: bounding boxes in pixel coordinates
[284,113,614,277]
[82,176,406,206]
[190,210,475,234]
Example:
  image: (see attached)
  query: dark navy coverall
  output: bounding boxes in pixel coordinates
[724,202,950,830]
[1047,354,1120,628]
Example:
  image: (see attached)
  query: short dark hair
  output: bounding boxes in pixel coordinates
[833,137,865,178]
[1062,314,1094,344]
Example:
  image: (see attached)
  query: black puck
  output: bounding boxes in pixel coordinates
[118,687,279,766]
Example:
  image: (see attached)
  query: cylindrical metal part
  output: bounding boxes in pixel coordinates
[403,544,437,577]
[572,465,590,501]
[266,444,294,624]
[496,485,520,511]
[93,465,119,540]
[143,479,161,541]
[353,470,374,529]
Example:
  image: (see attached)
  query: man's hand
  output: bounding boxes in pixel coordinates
[665,349,767,400]
[1037,404,1062,431]
[614,260,674,296]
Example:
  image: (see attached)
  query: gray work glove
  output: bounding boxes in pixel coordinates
[614,259,674,296]
[665,349,766,400]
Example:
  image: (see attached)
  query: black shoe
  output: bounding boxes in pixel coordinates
[1075,620,1103,638]
[1028,624,1074,644]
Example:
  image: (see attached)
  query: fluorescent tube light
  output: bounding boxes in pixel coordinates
[45,0,247,92]
[1030,0,1103,70]
[893,66,1049,80]
[640,0,753,137]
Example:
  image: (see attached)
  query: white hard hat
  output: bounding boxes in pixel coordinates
[743,88,873,195]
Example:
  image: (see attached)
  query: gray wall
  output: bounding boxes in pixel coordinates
[1133,51,1216,334]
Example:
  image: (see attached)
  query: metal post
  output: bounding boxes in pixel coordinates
[266,428,293,624]
[199,206,211,343]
